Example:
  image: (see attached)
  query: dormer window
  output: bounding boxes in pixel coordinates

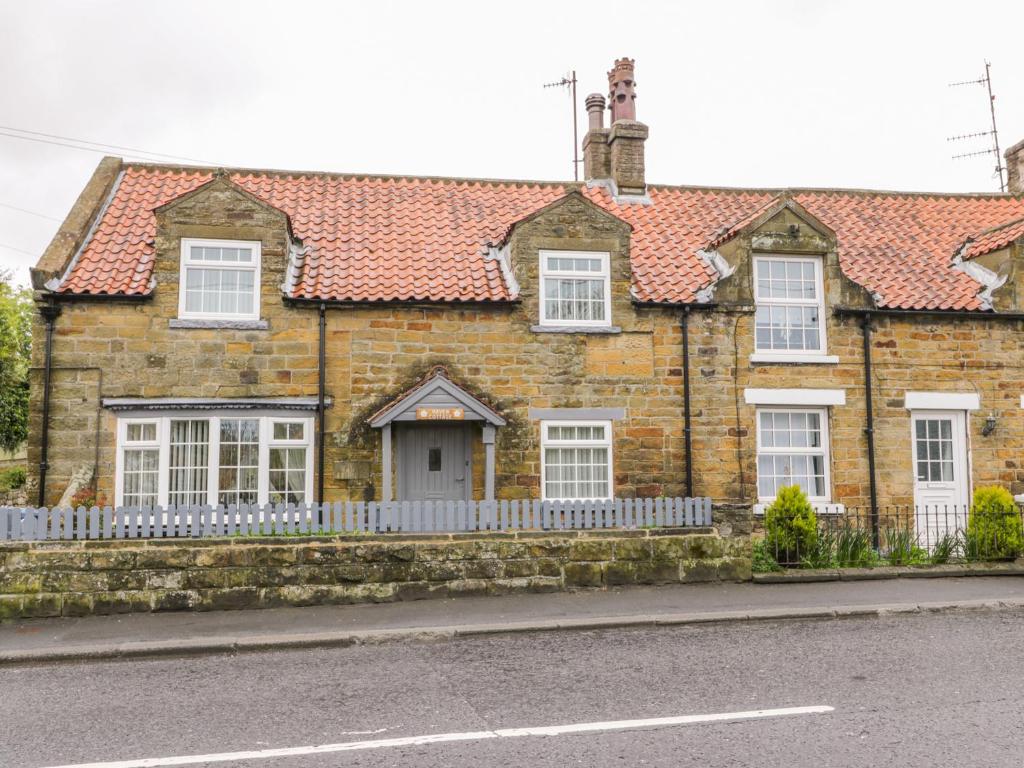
[539,250,611,328]
[752,255,829,360]
[178,238,261,321]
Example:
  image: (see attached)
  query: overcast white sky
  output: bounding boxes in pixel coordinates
[1,0,1022,286]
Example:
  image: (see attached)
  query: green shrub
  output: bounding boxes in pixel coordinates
[0,466,25,491]
[752,538,781,573]
[764,485,818,566]
[965,486,1023,560]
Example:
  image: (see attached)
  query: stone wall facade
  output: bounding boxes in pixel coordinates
[0,529,750,620]
[25,169,1024,513]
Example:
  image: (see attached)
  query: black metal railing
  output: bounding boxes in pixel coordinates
[759,504,1024,569]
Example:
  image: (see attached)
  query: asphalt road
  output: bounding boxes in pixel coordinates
[3,610,1023,767]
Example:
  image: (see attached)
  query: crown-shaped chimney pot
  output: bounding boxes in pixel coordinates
[607,57,637,123]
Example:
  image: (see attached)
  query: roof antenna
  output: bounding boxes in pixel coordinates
[544,70,579,181]
[947,61,1007,192]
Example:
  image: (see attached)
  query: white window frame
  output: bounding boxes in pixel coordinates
[178,238,262,321]
[538,249,612,328]
[754,406,832,508]
[752,254,827,358]
[114,412,313,507]
[540,420,614,501]
[114,419,161,509]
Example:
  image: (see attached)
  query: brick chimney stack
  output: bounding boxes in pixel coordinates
[606,57,648,197]
[1006,139,1024,195]
[583,93,611,179]
[582,57,649,198]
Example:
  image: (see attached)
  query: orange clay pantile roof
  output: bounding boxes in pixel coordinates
[961,216,1024,261]
[58,163,1024,310]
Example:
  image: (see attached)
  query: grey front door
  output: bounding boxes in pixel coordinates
[398,425,470,501]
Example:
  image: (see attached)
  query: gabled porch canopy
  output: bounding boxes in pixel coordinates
[369,367,506,501]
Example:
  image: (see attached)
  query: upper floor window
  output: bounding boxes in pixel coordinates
[178,239,261,321]
[539,250,611,327]
[753,255,825,356]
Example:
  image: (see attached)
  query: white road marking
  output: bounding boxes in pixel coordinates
[40,705,833,768]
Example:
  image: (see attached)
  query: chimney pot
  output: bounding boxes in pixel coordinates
[585,93,606,131]
[583,94,611,181]
[607,57,637,123]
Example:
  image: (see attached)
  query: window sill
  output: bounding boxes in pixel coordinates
[750,353,839,365]
[169,318,268,330]
[531,325,622,335]
[754,502,845,516]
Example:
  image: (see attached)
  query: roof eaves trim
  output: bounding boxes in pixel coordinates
[102,396,330,412]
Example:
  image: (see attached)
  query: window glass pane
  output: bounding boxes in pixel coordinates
[167,420,209,507]
[218,418,259,506]
[753,259,823,352]
[183,266,256,317]
[756,410,828,501]
[272,422,304,440]
[269,446,307,505]
[123,448,159,507]
[542,426,610,500]
[126,423,156,442]
[543,271,608,324]
[191,245,253,263]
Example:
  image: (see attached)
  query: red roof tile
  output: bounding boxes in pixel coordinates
[961,216,1024,260]
[58,163,1024,311]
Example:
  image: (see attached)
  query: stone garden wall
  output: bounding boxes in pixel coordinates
[0,528,751,620]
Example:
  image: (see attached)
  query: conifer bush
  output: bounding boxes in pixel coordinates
[966,486,1023,560]
[763,485,818,565]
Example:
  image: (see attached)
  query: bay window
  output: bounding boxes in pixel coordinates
[115,413,313,507]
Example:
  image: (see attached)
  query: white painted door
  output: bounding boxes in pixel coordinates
[911,411,969,546]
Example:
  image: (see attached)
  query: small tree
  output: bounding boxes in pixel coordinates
[966,486,1023,560]
[0,270,32,453]
[763,485,818,566]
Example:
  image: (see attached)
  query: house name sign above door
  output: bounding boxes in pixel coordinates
[416,407,465,421]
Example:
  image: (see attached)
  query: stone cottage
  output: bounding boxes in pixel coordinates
[25,58,1024,528]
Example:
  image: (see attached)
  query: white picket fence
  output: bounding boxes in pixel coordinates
[0,497,713,542]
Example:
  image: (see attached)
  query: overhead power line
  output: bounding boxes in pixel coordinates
[0,241,40,257]
[0,200,61,221]
[0,124,217,165]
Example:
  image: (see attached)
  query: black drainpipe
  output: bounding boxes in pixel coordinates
[860,311,880,548]
[37,302,62,507]
[317,302,327,504]
[681,307,694,498]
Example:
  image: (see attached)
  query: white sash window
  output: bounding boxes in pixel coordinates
[178,239,261,320]
[753,256,826,356]
[539,250,612,327]
[755,408,830,502]
[541,421,614,500]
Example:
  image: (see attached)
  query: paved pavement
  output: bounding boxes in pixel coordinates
[1,576,1023,663]
[2,608,1023,767]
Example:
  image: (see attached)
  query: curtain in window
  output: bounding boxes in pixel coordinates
[168,419,209,506]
